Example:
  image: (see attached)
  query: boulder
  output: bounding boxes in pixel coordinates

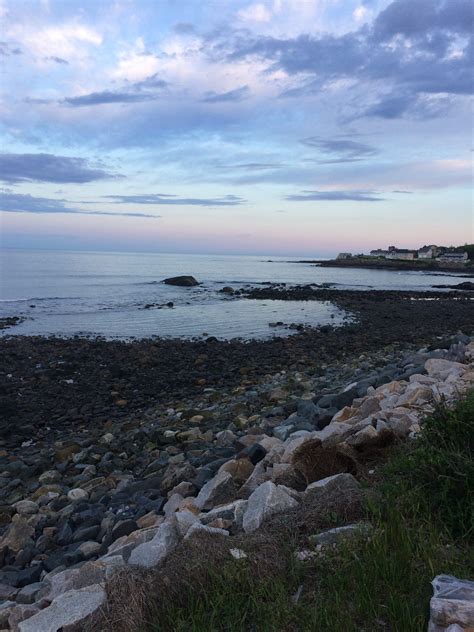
[0,515,34,554]
[425,359,467,380]
[18,584,106,632]
[128,520,179,569]
[218,459,254,484]
[242,481,298,533]
[305,472,360,498]
[195,470,237,511]
[163,276,199,287]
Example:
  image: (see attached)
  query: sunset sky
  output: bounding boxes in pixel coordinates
[0,0,472,256]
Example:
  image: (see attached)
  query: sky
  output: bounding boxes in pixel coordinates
[0,0,472,256]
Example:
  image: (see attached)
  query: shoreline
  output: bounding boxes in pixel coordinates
[290,258,474,274]
[1,288,473,448]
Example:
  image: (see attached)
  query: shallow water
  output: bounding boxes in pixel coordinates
[0,249,467,340]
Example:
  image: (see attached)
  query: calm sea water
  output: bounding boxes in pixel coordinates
[0,249,466,340]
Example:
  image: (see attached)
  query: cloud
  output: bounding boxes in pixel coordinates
[62,90,161,107]
[286,189,385,202]
[218,162,283,170]
[201,85,250,103]
[173,22,196,35]
[222,1,473,117]
[237,3,272,23]
[361,93,452,119]
[0,192,157,217]
[0,153,119,184]
[131,73,169,91]
[0,41,22,55]
[46,55,68,64]
[7,23,102,59]
[300,137,379,162]
[105,193,246,207]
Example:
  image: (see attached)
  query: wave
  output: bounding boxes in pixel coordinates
[0,296,82,303]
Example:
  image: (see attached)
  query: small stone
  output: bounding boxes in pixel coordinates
[13,500,39,516]
[309,523,373,547]
[67,488,89,502]
[77,541,102,558]
[39,470,62,485]
[184,523,229,539]
[229,548,247,559]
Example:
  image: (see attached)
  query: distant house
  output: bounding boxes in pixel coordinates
[418,245,441,259]
[437,251,468,263]
[385,248,416,261]
[336,252,352,260]
[369,249,390,258]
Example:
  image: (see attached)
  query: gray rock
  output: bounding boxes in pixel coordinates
[18,584,106,632]
[184,523,229,539]
[128,520,179,569]
[200,500,247,530]
[309,522,373,547]
[242,481,298,533]
[13,500,39,516]
[195,470,236,511]
[305,473,360,497]
[15,582,42,605]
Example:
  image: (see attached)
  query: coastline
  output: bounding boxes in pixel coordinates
[292,258,474,274]
[1,288,473,446]
[0,286,472,629]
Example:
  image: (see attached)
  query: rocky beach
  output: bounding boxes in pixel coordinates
[0,286,473,630]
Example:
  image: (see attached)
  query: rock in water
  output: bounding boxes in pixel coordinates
[163,276,199,287]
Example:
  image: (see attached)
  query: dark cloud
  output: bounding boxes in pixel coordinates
[173,22,196,34]
[300,137,378,162]
[0,192,157,217]
[105,193,245,207]
[47,56,69,65]
[362,93,452,119]
[218,0,472,118]
[131,73,169,91]
[286,189,384,202]
[62,90,160,106]
[393,190,413,194]
[218,162,283,170]
[0,153,119,184]
[0,153,120,184]
[0,42,22,56]
[201,85,250,103]
[373,0,473,41]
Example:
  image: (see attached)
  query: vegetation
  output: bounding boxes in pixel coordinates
[145,392,474,632]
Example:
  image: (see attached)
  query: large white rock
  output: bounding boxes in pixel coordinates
[397,384,433,407]
[425,358,467,380]
[195,470,236,511]
[128,520,179,569]
[242,481,298,533]
[19,584,106,632]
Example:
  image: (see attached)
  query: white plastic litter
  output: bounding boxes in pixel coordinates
[428,575,474,632]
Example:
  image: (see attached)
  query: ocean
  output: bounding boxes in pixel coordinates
[0,249,467,340]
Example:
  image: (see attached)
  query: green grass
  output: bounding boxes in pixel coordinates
[150,392,474,632]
